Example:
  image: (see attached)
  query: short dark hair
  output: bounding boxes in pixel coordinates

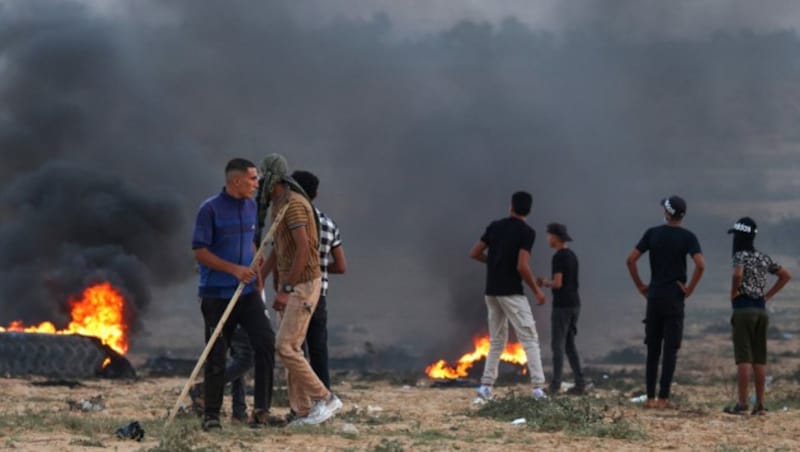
[511,191,532,216]
[225,158,256,174]
[291,170,319,200]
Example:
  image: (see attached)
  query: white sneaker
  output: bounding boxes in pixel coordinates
[306,399,331,423]
[325,394,343,415]
[301,395,339,426]
[288,416,312,427]
[531,388,548,400]
[476,385,494,401]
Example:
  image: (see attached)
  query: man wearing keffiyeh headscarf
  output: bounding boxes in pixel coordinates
[256,153,342,426]
[257,154,314,236]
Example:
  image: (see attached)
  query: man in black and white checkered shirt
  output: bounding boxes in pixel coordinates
[292,171,347,389]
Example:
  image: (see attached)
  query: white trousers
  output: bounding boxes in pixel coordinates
[481,295,546,387]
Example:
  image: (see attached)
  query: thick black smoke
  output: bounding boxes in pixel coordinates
[0,162,188,329]
[2,1,799,359]
[0,3,197,330]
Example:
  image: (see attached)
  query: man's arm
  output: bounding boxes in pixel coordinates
[470,241,488,263]
[328,246,347,274]
[273,225,312,311]
[731,265,744,300]
[285,226,311,287]
[765,267,792,301]
[258,249,276,287]
[681,253,705,298]
[626,249,648,297]
[518,249,546,305]
[192,203,257,282]
[541,273,563,289]
[194,248,255,283]
[253,243,264,291]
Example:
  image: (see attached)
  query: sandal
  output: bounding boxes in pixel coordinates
[643,398,659,409]
[657,399,676,409]
[751,404,768,416]
[723,403,749,415]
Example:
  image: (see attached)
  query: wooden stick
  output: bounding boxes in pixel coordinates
[165,203,289,427]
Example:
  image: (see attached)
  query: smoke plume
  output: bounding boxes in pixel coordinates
[2,1,799,359]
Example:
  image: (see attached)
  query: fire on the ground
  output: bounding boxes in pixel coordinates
[425,335,527,380]
[0,282,129,363]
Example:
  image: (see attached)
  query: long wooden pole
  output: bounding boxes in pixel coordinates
[165,203,289,427]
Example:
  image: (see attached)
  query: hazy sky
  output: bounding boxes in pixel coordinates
[287,0,800,38]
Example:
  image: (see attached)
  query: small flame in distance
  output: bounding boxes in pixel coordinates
[425,335,527,379]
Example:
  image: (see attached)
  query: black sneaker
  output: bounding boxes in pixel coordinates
[723,403,748,415]
[751,404,768,416]
[201,416,222,431]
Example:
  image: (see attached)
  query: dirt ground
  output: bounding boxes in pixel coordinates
[1,304,800,451]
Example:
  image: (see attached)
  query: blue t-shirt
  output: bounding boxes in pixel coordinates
[192,189,257,298]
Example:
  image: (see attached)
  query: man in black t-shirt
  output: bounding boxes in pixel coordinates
[626,195,705,409]
[538,223,586,395]
[470,191,549,401]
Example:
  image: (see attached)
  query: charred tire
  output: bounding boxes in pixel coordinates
[0,332,135,379]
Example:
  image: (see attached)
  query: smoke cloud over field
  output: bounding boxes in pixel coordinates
[2,0,799,358]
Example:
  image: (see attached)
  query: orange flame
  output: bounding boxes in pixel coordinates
[0,282,129,355]
[425,335,527,379]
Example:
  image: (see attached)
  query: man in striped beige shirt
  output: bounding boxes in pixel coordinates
[258,154,342,426]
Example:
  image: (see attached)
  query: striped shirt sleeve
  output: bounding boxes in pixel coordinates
[284,199,309,230]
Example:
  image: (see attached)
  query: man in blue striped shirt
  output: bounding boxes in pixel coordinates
[192,158,276,430]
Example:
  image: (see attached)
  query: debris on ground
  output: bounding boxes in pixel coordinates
[630,395,647,404]
[141,355,196,377]
[0,332,135,379]
[115,421,145,441]
[340,423,359,436]
[430,377,479,388]
[67,395,105,412]
[511,418,527,425]
[30,379,84,388]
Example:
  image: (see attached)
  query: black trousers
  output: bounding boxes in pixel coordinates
[305,295,330,389]
[550,307,585,391]
[201,291,275,418]
[227,326,254,417]
[645,297,684,399]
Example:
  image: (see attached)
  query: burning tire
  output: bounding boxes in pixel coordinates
[0,332,135,379]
